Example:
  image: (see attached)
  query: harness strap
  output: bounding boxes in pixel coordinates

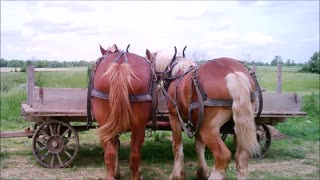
[189,92,257,110]
[92,88,152,102]
[113,51,128,63]
[150,60,158,131]
[189,67,205,138]
[250,71,263,120]
[86,65,95,129]
[161,85,193,137]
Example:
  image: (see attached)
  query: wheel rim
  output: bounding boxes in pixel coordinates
[32,120,79,168]
[253,123,272,159]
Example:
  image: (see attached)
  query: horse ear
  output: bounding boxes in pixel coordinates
[99,44,107,55]
[145,49,152,60]
[111,44,118,53]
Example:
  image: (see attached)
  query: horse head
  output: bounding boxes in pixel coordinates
[146,46,197,80]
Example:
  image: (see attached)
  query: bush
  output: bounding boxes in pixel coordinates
[300,51,320,74]
[20,66,27,72]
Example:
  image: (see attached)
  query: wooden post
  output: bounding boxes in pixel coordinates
[27,65,35,107]
[253,65,256,72]
[276,63,282,93]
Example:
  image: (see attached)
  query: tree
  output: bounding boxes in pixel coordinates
[301,51,320,74]
[0,58,8,67]
[285,59,291,66]
[271,55,283,66]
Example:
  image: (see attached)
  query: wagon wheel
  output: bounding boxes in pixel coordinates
[253,122,271,159]
[31,120,79,168]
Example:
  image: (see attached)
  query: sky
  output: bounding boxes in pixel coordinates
[1,1,319,63]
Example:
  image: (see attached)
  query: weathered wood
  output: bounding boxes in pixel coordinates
[277,64,282,93]
[253,65,256,72]
[157,90,169,113]
[32,87,87,110]
[21,90,306,118]
[27,65,35,107]
[0,128,34,138]
[261,92,302,113]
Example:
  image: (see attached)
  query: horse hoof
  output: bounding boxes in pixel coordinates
[169,172,185,180]
[197,168,209,180]
[114,174,120,180]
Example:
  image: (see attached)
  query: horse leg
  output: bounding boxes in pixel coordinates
[115,138,120,179]
[200,111,232,180]
[103,137,119,180]
[130,128,145,180]
[169,114,185,180]
[235,134,250,180]
[195,135,209,179]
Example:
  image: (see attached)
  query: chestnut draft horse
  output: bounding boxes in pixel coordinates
[89,44,154,180]
[145,47,260,180]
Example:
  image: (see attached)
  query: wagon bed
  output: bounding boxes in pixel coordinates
[20,86,307,124]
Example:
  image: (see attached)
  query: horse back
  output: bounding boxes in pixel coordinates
[94,52,152,95]
[198,57,255,99]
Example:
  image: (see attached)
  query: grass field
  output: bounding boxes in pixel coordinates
[1,66,319,179]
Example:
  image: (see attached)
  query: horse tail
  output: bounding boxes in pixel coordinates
[226,71,260,156]
[97,62,136,144]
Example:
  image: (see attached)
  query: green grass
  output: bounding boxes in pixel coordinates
[275,93,319,141]
[33,71,88,88]
[255,66,319,95]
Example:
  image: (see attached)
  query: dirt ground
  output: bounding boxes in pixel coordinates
[1,152,318,180]
[1,132,319,180]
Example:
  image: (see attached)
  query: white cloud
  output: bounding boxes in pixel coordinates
[243,32,281,46]
[1,1,318,63]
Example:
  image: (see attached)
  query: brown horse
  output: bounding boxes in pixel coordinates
[146,47,260,180]
[90,44,153,180]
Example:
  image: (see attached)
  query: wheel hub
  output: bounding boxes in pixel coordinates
[47,135,64,153]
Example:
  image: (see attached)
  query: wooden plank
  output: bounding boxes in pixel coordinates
[261,92,302,112]
[157,90,168,112]
[277,64,282,93]
[0,128,34,138]
[27,65,35,107]
[32,87,87,110]
[22,103,86,116]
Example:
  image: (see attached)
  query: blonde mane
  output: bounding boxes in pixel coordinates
[153,51,174,73]
[154,51,198,77]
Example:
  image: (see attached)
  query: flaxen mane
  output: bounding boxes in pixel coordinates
[153,51,197,76]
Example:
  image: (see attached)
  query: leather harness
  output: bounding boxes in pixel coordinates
[160,58,263,138]
[86,51,158,130]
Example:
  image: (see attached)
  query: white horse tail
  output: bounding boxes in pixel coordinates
[226,71,260,156]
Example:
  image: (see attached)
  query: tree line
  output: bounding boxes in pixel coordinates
[1,50,318,74]
[0,59,95,69]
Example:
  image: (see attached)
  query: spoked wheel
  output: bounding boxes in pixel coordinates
[32,120,79,168]
[253,122,272,159]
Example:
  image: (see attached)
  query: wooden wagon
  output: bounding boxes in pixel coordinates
[0,65,307,168]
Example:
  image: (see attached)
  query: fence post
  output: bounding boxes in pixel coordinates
[276,63,282,93]
[27,65,35,107]
[253,65,256,72]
